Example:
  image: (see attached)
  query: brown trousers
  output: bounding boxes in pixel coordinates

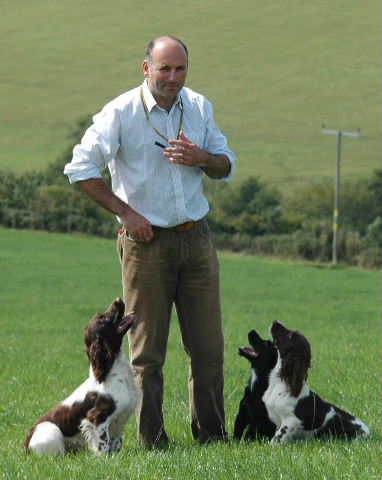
[117,218,227,446]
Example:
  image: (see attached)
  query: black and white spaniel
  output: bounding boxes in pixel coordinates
[25,298,140,456]
[262,320,371,443]
[234,329,277,440]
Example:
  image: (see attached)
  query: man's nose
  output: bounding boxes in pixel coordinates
[168,69,177,81]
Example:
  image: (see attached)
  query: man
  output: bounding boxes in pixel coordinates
[64,36,237,447]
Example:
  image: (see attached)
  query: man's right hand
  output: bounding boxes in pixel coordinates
[120,209,153,243]
[77,178,153,243]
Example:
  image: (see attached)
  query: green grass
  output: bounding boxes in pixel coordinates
[0,227,380,479]
[1,0,380,194]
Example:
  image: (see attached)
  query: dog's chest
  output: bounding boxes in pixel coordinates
[250,369,258,391]
[105,361,138,411]
[262,366,297,426]
[263,384,292,423]
[62,354,138,413]
[106,371,132,404]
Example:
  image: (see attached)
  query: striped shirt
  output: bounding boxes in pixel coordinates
[64,80,237,227]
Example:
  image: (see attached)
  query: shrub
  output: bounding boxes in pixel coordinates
[284,171,381,235]
[357,217,382,268]
[1,112,380,269]
[206,176,292,236]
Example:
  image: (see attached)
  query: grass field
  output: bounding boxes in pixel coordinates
[0,227,380,479]
[1,0,380,193]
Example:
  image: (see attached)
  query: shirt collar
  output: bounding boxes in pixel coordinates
[142,80,182,113]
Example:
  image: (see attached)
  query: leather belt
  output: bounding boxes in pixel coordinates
[164,221,197,232]
[119,220,197,236]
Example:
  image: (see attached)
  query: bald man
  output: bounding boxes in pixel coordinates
[64,36,237,448]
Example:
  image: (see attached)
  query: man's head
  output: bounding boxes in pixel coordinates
[143,36,188,109]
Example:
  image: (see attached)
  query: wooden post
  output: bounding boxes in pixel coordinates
[321,126,360,265]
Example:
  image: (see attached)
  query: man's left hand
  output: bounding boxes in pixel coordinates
[164,131,208,167]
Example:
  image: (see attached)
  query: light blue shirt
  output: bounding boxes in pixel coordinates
[64,81,237,227]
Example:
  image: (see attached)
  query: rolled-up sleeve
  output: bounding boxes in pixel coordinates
[64,106,121,184]
[203,100,237,182]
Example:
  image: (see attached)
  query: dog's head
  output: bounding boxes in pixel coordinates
[239,329,278,375]
[84,297,136,382]
[270,320,311,397]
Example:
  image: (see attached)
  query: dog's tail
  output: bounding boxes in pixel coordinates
[333,405,371,439]
[353,417,371,438]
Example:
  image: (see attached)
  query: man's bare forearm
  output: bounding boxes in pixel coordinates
[77,178,130,217]
[76,178,153,242]
[201,153,231,179]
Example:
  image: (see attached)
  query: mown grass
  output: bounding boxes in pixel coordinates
[1,0,380,193]
[0,227,380,479]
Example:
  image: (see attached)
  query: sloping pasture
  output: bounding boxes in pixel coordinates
[1,0,380,193]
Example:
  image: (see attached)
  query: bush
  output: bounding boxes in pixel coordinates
[1,112,380,268]
[209,170,381,268]
[284,171,381,235]
[357,217,382,268]
[206,176,293,236]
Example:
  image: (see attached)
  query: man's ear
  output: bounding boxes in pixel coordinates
[143,60,150,78]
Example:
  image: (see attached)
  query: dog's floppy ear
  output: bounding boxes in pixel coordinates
[87,336,114,382]
[280,351,311,397]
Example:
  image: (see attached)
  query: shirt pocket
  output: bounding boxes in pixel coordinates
[182,115,206,150]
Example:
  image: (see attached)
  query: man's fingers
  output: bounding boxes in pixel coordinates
[122,212,153,242]
[133,225,153,242]
[179,131,191,143]
[166,142,187,152]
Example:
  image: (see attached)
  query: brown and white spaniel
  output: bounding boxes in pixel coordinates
[263,320,371,443]
[25,298,140,456]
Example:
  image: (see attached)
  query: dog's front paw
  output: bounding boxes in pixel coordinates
[271,425,290,444]
[270,436,282,445]
[110,436,123,453]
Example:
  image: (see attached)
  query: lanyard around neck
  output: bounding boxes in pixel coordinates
[140,87,183,143]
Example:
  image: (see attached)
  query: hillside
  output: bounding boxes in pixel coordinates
[1,0,380,194]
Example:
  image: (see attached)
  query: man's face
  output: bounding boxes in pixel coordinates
[143,40,188,108]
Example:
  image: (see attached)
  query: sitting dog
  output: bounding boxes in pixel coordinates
[25,298,140,456]
[263,320,371,443]
[234,329,277,440]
